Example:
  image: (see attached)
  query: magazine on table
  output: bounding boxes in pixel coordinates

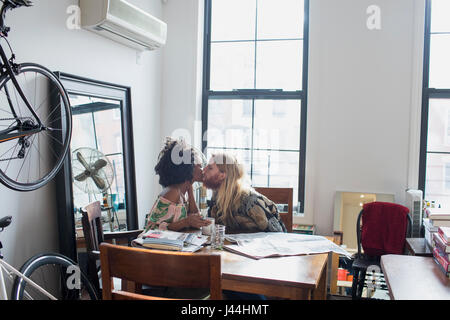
[133,229,208,252]
[224,232,352,260]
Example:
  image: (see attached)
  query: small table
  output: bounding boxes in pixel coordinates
[405,238,433,257]
[381,255,450,300]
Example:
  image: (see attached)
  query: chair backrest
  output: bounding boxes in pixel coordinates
[356,202,412,256]
[81,201,105,253]
[254,187,293,232]
[99,243,222,300]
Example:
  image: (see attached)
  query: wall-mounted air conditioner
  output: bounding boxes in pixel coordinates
[405,189,423,237]
[80,0,167,51]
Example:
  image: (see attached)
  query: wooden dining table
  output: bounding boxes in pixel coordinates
[128,236,330,300]
[201,246,329,300]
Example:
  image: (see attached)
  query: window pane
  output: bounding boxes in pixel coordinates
[431,0,450,33]
[94,108,123,155]
[207,99,252,149]
[210,42,255,90]
[107,154,127,229]
[71,113,96,151]
[256,40,302,90]
[251,150,299,206]
[429,34,450,88]
[427,98,450,152]
[253,100,300,150]
[257,0,304,39]
[211,0,256,41]
[425,153,450,208]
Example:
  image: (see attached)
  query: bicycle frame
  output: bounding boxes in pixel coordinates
[0,45,44,142]
[0,257,57,300]
[0,1,43,144]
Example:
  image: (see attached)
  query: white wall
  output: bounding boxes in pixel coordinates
[160,0,204,150]
[306,0,425,234]
[160,0,426,235]
[0,0,163,274]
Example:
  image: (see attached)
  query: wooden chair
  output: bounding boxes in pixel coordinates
[81,201,143,296]
[99,242,222,300]
[254,187,293,232]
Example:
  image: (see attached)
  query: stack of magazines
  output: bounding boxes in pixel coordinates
[432,226,450,279]
[133,230,208,252]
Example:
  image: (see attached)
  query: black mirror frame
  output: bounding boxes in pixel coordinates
[54,72,138,261]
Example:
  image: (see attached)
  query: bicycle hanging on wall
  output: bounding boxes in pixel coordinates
[0,0,98,300]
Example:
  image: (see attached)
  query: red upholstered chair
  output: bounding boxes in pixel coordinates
[351,202,412,300]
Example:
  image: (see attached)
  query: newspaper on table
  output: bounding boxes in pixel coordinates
[133,229,208,252]
[224,232,351,260]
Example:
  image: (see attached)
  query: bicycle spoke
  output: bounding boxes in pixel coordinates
[42,131,61,161]
[27,140,32,183]
[43,101,62,125]
[11,81,23,120]
[3,142,19,174]
[15,134,36,181]
[0,122,16,129]
[34,71,37,108]
[0,142,17,159]
[35,84,59,115]
[31,133,49,179]
[37,128,41,178]
[0,105,13,115]
[43,130,63,147]
[0,86,19,117]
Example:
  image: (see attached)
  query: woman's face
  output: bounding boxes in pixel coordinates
[192,164,204,182]
[202,160,225,189]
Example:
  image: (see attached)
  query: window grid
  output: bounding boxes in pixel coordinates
[202,0,309,213]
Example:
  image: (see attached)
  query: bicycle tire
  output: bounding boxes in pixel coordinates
[0,62,72,191]
[10,253,98,300]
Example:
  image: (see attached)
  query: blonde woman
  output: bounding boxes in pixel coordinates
[202,152,286,234]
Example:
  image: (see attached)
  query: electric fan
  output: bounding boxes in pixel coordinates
[72,147,114,194]
[71,147,117,231]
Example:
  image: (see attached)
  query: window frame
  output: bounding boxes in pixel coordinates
[201,0,310,213]
[419,0,450,195]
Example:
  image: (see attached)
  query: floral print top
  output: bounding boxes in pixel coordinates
[143,196,188,232]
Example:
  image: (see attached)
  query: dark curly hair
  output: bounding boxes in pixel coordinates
[154,137,205,187]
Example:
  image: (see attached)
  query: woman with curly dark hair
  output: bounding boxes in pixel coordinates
[142,137,211,232]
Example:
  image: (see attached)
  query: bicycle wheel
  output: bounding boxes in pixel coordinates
[11,253,98,300]
[0,63,71,191]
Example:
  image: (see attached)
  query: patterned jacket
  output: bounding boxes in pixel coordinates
[208,188,287,234]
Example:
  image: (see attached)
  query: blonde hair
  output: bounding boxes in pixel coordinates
[212,153,250,228]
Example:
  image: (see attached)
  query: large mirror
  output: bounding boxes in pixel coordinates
[333,191,395,253]
[55,73,138,261]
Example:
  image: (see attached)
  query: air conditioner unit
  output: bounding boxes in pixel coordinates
[405,189,423,237]
[80,0,167,51]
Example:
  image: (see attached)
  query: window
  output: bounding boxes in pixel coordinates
[202,0,309,214]
[420,0,450,207]
[70,95,126,211]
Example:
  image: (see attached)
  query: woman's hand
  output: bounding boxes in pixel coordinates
[185,213,211,229]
